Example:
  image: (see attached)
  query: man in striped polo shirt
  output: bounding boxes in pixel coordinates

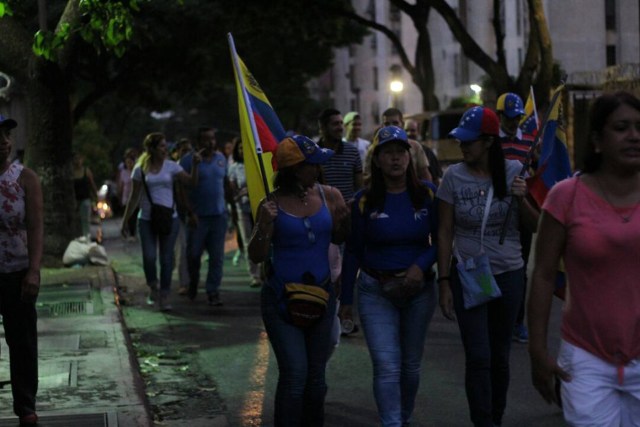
[496,92,537,345]
[317,108,363,202]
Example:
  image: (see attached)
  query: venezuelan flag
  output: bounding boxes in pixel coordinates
[520,86,539,136]
[526,85,572,208]
[229,34,286,219]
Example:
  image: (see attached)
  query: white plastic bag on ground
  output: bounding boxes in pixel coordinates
[62,237,109,266]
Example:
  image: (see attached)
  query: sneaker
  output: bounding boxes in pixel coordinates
[513,323,529,343]
[19,413,38,425]
[146,287,158,306]
[159,295,173,312]
[232,250,243,266]
[208,292,223,307]
[250,279,262,288]
[178,286,188,296]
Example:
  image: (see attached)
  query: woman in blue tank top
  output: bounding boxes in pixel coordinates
[248,135,348,427]
[341,126,438,426]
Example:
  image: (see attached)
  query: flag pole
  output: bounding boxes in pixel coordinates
[227,33,271,197]
[498,83,565,244]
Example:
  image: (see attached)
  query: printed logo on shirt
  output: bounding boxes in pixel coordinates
[369,211,389,220]
[414,208,429,221]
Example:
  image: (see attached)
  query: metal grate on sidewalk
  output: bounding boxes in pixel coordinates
[36,281,101,317]
[0,411,117,426]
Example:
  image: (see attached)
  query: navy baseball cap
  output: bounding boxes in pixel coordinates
[0,114,17,129]
[375,126,410,149]
[276,135,334,168]
[449,107,500,142]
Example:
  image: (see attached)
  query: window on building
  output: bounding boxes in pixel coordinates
[453,53,461,86]
[389,3,401,22]
[606,45,617,66]
[518,48,523,67]
[516,0,522,36]
[349,65,356,91]
[348,45,355,58]
[391,29,401,55]
[498,1,506,35]
[366,0,376,20]
[373,66,379,91]
[370,34,377,51]
[605,0,616,30]
[458,0,467,27]
[350,98,357,111]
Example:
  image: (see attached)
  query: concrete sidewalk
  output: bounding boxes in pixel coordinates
[0,254,150,425]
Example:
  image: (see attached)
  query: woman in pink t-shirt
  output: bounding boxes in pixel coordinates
[529,91,640,426]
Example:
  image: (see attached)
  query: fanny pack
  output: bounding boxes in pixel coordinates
[362,267,426,300]
[284,282,330,328]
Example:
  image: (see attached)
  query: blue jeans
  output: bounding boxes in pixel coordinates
[187,214,227,295]
[357,271,437,427]
[450,267,525,427]
[261,284,337,427]
[0,270,38,417]
[138,217,180,294]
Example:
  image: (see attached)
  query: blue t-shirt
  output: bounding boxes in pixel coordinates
[436,159,524,274]
[341,182,438,304]
[180,152,227,216]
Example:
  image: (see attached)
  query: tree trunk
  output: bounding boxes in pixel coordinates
[26,58,78,266]
[415,29,439,111]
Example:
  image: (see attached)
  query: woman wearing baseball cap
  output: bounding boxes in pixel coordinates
[341,125,438,426]
[248,135,349,426]
[436,106,538,427]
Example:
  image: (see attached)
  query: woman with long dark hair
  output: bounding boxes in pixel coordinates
[437,106,538,427]
[341,126,438,426]
[529,91,640,425]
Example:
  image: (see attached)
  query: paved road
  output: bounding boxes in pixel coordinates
[104,218,567,426]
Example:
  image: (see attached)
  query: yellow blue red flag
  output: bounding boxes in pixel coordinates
[228,33,286,219]
[520,86,539,135]
[527,85,572,208]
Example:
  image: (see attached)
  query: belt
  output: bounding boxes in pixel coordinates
[361,266,435,282]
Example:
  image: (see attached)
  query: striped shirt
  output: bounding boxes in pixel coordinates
[319,140,362,201]
[499,128,535,163]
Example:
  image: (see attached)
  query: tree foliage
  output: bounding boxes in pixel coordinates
[0,0,363,262]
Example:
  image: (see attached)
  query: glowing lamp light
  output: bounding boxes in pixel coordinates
[389,80,404,93]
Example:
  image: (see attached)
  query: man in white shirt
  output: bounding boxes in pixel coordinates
[343,111,370,165]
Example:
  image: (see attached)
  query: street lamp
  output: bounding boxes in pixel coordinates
[390,80,404,93]
[389,79,404,108]
[470,84,482,104]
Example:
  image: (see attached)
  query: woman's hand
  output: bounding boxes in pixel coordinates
[257,200,278,227]
[405,264,424,284]
[21,268,40,303]
[530,349,571,406]
[439,280,455,320]
[511,176,528,198]
[120,222,129,239]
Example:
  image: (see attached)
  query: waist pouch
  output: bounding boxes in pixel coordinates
[284,283,330,328]
[363,267,429,300]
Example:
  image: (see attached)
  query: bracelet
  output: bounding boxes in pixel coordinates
[436,276,450,283]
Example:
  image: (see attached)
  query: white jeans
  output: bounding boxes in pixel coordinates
[558,339,640,426]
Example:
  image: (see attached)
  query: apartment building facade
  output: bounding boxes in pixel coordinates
[309,0,640,138]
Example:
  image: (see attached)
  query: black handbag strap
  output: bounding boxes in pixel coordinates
[140,169,156,205]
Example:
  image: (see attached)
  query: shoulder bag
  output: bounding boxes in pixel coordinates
[454,185,502,309]
[141,170,174,236]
